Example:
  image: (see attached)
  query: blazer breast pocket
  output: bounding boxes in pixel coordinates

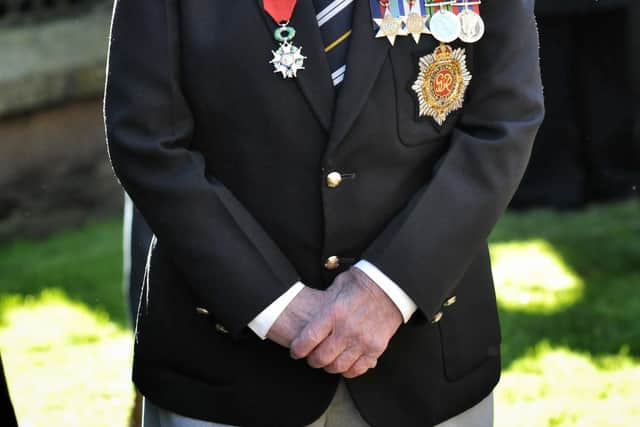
[389,39,471,147]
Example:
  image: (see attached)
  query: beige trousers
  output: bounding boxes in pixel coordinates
[143,381,493,427]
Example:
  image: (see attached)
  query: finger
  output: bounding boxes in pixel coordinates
[290,311,334,360]
[342,356,376,379]
[307,332,347,369]
[323,348,360,374]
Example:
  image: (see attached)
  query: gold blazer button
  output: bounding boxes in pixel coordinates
[215,323,229,334]
[324,256,341,270]
[431,311,443,324]
[443,296,457,307]
[326,172,343,188]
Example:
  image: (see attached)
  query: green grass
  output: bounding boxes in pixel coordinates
[0,219,133,427]
[489,200,640,427]
[0,201,638,426]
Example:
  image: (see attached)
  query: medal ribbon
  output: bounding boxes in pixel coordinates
[425,1,480,15]
[453,1,480,15]
[264,0,298,23]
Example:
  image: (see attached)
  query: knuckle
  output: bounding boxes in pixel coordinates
[369,337,387,354]
[290,343,304,359]
[334,359,349,373]
[306,328,323,345]
[310,352,331,368]
[355,361,369,375]
[307,355,322,368]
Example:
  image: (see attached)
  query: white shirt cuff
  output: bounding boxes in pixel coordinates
[354,260,418,323]
[248,282,305,339]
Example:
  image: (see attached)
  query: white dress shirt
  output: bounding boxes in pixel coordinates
[248,260,418,339]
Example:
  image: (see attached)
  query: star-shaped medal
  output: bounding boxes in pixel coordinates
[374,10,406,46]
[270,42,306,79]
[405,11,429,44]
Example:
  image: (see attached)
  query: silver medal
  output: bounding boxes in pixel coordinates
[458,8,485,43]
[270,24,306,79]
[429,9,461,44]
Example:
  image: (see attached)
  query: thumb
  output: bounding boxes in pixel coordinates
[289,308,334,360]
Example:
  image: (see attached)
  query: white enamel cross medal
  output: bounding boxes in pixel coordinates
[264,0,306,79]
[270,24,306,79]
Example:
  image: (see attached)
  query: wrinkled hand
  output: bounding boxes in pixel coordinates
[266,286,327,348]
[290,268,403,378]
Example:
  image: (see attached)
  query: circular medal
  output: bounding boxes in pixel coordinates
[429,9,460,44]
[458,9,485,44]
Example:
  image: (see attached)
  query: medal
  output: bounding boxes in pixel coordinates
[373,0,406,46]
[404,0,430,44]
[427,2,461,44]
[264,0,306,79]
[411,43,471,125]
[456,2,484,43]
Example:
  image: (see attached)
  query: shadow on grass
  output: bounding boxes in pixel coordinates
[492,199,640,368]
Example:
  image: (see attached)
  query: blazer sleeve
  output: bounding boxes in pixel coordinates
[363,0,545,319]
[104,0,299,337]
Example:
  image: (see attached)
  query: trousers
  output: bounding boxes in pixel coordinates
[143,381,494,427]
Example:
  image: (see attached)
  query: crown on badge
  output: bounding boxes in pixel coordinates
[433,44,454,60]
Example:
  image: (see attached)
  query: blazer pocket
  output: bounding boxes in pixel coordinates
[436,248,501,381]
[389,39,468,147]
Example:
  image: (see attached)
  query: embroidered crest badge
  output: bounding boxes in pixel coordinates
[411,44,471,125]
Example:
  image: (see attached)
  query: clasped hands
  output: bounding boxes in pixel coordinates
[266,268,403,379]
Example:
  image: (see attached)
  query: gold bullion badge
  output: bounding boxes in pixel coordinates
[411,44,471,125]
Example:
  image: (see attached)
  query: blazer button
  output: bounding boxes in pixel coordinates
[443,296,457,307]
[431,311,443,324]
[215,323,229,334]
[326,172,343,188]
[324,256,340,270]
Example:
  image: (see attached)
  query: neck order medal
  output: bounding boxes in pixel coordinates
[411,43,471,125]
[270,24,306,79]
[264,0,306,79]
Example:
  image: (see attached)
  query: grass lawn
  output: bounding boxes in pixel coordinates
[0,200,638,426]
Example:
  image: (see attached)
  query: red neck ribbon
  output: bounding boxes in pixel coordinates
[263,0,298,23]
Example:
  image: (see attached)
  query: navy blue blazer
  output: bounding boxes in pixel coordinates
[104,0,544,425]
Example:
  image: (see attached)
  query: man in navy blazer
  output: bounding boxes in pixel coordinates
[105,0,544,425]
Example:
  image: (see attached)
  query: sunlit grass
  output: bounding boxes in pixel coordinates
[0,219,133,427]
[0,290,133,427]
[491,240,584,312]
[496,344,640,427]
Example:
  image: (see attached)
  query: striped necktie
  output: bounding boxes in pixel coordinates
[312,0,355,88]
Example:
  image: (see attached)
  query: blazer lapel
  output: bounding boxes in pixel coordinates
[327,0,390,151]
[257,0,335,132]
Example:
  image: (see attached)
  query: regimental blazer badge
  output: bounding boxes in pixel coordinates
[411,44,471,125]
